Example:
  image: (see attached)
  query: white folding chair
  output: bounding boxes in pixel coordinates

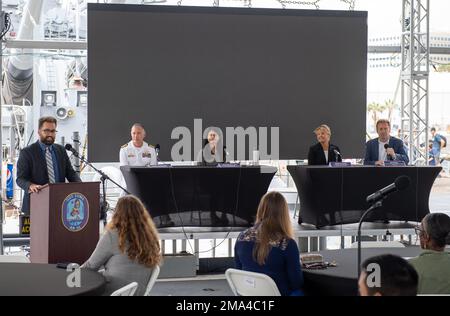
[110,282,139,296]
[225,268,281,296]
[350,241,405,248]
[0,255,30,263]
[143,265,160,296]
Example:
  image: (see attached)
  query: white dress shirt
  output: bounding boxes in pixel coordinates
[119,141,157,167]
[378,139,389,161]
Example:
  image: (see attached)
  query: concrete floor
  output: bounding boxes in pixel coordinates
[429,177,450,215]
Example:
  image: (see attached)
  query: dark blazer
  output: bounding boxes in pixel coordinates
[16,141,81,214]
[198,139,226,166]
[308,143,342,165]
[364,137,409,165]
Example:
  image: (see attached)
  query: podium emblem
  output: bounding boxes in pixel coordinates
[62,193,89,232]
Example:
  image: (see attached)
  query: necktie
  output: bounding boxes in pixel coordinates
[46,147,56,183]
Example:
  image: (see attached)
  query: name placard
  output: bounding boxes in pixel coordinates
[384,161,406,167]
[328,162,352,167]
[217,163,241,168]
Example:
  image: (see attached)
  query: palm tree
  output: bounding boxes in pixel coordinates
[384,99,397,123]
[367,102,386,131]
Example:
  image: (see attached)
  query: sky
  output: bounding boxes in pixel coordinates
[353,0,450,36]
[157,0,450,37]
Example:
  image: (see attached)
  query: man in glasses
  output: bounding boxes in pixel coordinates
[16,116,81,215]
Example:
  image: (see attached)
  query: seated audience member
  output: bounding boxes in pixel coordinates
[308,124,342,165]
[364,119,409,166]
[359,254,418,296]
[234,191,304,296]
[82,195,161,296]
[410,213,450,294]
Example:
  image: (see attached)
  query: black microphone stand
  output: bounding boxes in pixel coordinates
[335,151,341,163]
[357,199,384,278]
[72,152,130,226]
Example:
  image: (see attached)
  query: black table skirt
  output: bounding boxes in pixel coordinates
[121,165,277,228]
[287,166,441,227]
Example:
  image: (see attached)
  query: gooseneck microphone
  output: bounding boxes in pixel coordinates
[358,175,411,278]
[65,143,79,157]
[64,142,130,225]
[155,144,161,161]
[333,149,342,163]
[366,175,411,204]
[384,143,394,160]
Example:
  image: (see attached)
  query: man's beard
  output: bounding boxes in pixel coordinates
[41,136,54,145]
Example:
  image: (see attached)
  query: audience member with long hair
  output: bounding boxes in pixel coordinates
[234,191,304,296]
[82,195,161,296]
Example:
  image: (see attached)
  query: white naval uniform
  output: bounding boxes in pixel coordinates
[119,141,157,167]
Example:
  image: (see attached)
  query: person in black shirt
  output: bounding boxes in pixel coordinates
[307,124,342,165]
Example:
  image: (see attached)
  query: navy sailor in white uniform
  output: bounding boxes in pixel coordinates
[119,123,174,226]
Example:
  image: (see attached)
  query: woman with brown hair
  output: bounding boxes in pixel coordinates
[234,191,304,296]
[82,195,161,295]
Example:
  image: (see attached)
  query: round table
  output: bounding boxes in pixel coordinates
[302,247,425,296]
[0,263,106,296]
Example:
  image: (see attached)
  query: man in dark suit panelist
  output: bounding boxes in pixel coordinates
[16,116,81,215]
[364,119,409,166]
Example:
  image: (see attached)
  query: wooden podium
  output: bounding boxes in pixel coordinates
[30,182,101,264]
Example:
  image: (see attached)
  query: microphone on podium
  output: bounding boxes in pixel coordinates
[155,144,161,160]
[65,143,79,157]
[333,149,342,162]
[384,143,394,160]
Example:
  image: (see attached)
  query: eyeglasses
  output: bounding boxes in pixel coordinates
[414,226,424,236]
[41,129,57,134]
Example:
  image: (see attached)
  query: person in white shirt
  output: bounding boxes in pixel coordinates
[120,124,157,167]
[119,123,174,226]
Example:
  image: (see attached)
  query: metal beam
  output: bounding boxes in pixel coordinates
[4,40,87,50]
[5,41,448,55]
[4,40,449,56]
[369,46,450,55]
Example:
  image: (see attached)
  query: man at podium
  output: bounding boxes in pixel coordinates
[16,116,81,215]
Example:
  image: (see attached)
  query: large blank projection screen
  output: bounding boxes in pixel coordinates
[88,4,367,162]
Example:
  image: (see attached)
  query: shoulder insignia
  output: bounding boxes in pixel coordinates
[121,143,128,149]
[148,144,154,148]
